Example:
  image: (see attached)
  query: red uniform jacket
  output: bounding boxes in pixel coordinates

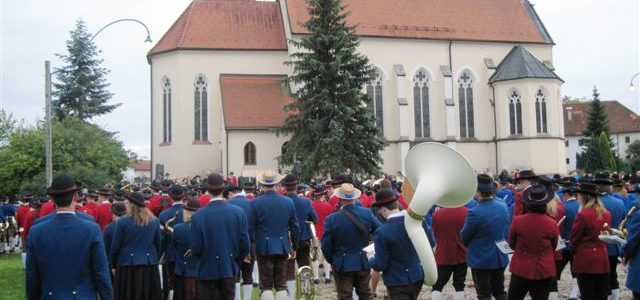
[95,202,112,230]
[397,195,408,209]
[75,205,95,218]
[21,208,40,239]
[84,201,99,217]
[311,200,333,239]
[39,200,55,217]
[509,213,559,279]
[432,207,468,265]
[246,194,255,201]
[16,205,30,228]
[359,194,372,207]
[227,176,238,186]
[570,207,611,274]
[514,189,526,216]
[547,199,565,261]
[197,194,211,209]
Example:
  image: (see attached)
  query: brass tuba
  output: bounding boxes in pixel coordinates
[307,221,320,262]
[295,266,315,300]
[601,205,637,242]
[402,142,477,285]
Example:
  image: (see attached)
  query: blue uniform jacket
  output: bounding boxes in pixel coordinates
[251,190,300,255]
[0,203,16,223]
[288,193,318,242]
[369,215,425,286]
[623,207,640,292]
[109,216,162,267]
[173,222,198,277]
[33,210,95,225]
[460,198,510,269]
[321,204,381,272]
[627,194,638,211]
[600,194,626,257]
[26,213,112,300]
[228,195,255,243]
[159,204,184,263]
[191,200,250,280]
[496,188,515,208]
[103,222,115,259]
[561,198,580,245]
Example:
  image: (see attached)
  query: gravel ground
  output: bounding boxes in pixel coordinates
[311,264,633,299]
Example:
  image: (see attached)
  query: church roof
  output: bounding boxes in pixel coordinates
[148,0,288,55]
[220,75,293,129]
[563,101,640,137]
[286,0,553,44]
[488,45,562,83]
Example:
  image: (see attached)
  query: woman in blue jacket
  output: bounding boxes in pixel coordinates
[110,192,162,300]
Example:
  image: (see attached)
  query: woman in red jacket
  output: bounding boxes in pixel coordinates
[571,182,612,300]
[547,195,565,299]
[507,184,559,300]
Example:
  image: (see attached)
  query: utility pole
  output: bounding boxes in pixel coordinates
[45,60,53,186]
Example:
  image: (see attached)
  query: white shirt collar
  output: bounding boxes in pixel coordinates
[209,198,225,203]
[386,211,404,220]
[56,211,76,215]
[566,197,577,202]
[101,201,110,204]
[172,202,183,206]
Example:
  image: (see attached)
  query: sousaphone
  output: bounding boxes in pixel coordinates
[402,142,477,285]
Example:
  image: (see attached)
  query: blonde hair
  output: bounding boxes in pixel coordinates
[127,202,155,226]
[578,193,606,220]
[183,209,194,223]
[546,196,559,218]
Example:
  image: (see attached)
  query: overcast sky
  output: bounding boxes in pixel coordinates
[1,0,639,158]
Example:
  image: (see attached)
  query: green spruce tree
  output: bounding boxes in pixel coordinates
[577,87,616,172]
[278,0,386,179]
[53,19,120,121]
[582,87,609,137]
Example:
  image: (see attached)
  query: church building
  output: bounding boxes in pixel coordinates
[148,0,566,179]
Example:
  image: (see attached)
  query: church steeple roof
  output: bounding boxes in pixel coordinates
[489,45,563,84]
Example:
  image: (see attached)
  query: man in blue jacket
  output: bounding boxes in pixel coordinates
[282,174,317,299]
[322,183,381,300]
[460,174,510,300]
[623,199,640,299]
[251,170,299,300]
[191,173,250,299]
[368,189,424,300]
[26,174,112,300]
[159,184,187,300]
[226,184,256,300]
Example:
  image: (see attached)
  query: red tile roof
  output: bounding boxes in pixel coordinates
[148,0,288,55]
[286,0,549,43]
[128,160,152,171]
[220,75,293,129]
[563,101,640,136]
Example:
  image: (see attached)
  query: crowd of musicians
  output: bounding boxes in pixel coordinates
[1,168,639,300]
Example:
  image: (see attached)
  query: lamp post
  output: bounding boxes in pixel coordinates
[44,18,152,185]
[630,72,640,91]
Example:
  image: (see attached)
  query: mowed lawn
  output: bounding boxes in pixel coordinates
[0,253,25,300]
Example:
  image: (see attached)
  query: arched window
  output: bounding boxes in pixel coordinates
[162,78,172,143]
[244,142,256,165]
[194,75,208,141]
[366,70,384,136]
[413,69,430,138]
[508,90,523,135]
[535,89,548,134]
[458,71,475,138]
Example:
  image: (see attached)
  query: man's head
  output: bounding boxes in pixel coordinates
[475,174,496,200]
[282,174,299,193]
[169,185,187,202]
[515,170,537,190]
[161,179,173,193]
[225,185,243,198]
[46,175,82,208]
[335,183,361,205]
[258,170,282,191]
[206,173,226,197]
[562,182,578,200]
[371,189,399,219]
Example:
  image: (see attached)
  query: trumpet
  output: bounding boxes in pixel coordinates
[295,266,315,300]
[307,221,320,262]
[120,183,134,194]
[600,206,637,244]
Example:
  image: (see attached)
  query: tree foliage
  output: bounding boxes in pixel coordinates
[576,87,617,172]
[0,118,129,196]
[582,87,609,138]
[52,19,120,121]
[278,0,386,179]
[626,140,640,171]
[0,109,16,145]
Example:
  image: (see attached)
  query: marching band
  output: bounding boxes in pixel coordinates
[5,151,640,300]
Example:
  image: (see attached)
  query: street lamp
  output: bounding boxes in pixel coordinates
[44,18,152,185]
[630,72,640,91]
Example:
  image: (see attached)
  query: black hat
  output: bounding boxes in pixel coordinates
[593,173,613,185]
[161,179,173,187]
[524,184,555,207]
[516,170,538,181]
[537,175,553,187]
[97,188,112,196]
[86,189,98,198]
[113,190,126,201]
[332,174,351,187]
[611,173,620,180]
[578,182,600,196]
[206,173,225,190]
[312,185,326,196]
[225,184,242,193]
[477,174,495,192]
[324,180,333,187]
[282,174,299,187]
[150,182,162,191]
[371,189,397,207]
[46,175,82,196]
[552,174,563,184]
[499,174,513,185]
[23,195,34,201]
[30,198,43,209]
[243,181,256,191]
[613,179,624,187]
[124,192,146,207]
[111,202,127,217]
[184,199,201,212]
[562,182,578,194]
[169,185,186,200]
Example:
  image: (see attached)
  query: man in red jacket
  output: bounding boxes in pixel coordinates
[83,190,99,217]
[38,198,55,217]
[309,185,333,284]
[431,205,468,300]
[513,170,538,216]
[94,189,112,230]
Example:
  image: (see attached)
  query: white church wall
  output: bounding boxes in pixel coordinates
[227,130,290,178]
[150,50,290,178]
[498,138,565,174]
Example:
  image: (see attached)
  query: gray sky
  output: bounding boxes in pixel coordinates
[1,0,639,158]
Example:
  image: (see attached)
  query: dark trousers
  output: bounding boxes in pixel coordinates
[162,262,175,299]
[196,277,236,300]
[576,273,610,300]
[634,292,640,300]
[507,274,554,300]
[551,250,574,292]
[334,270,374,300]
[296,239,311,268]
[257,254,288,291]
[238,259,254,285]
[608,256,619,290]
[471,268,506,300]
[387,281,423,300]
[433,263,467,292]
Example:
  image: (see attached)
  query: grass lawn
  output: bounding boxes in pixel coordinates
[0,253,25,300]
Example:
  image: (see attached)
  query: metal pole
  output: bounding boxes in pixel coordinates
[45,61,53,186]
